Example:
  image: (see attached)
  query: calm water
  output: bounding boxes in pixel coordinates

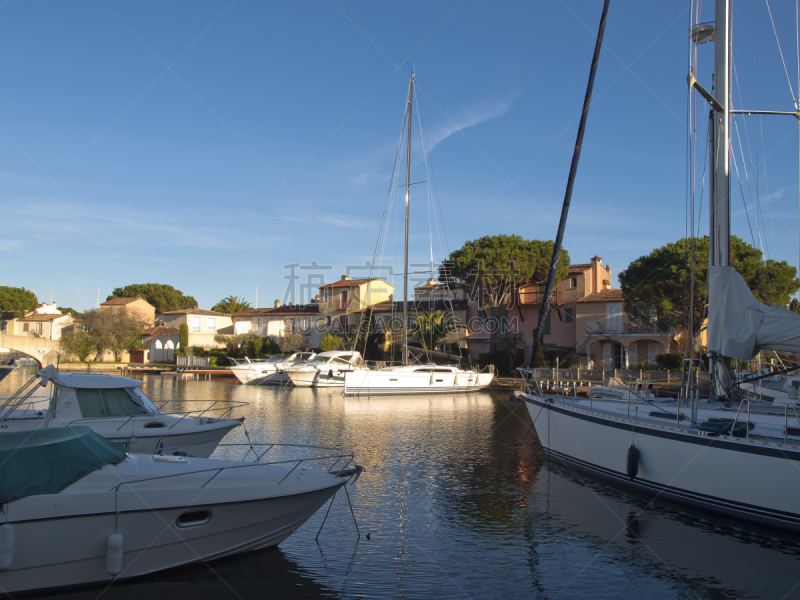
[4,368,800,599]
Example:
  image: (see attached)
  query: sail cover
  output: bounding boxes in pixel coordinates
[707,266,800,359]
[0,426,126,505]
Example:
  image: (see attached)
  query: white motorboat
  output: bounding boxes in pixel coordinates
[285,351,365,387]
[230,352,316,385]
[515,0,800,531]
[345,364,493,395]
[0,366,244,458]
[0,426,357,594]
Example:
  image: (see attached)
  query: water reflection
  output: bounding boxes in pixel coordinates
[4,370,800,598]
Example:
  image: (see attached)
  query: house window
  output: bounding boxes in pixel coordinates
[341,290,349,308]
[569,277,578,289]
[191,316,201,333]
[543,312,552,336]
[35,323,42,335]
[326,315,332,326]
[339,315,348,328]
[207,317,216,334]
[23,323,29,332]
[323,289,329,303]
[565,308,574,323]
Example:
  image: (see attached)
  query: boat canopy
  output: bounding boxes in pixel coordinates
[37,365,144,389]
[707,266,800,359]
[0,426,126,505]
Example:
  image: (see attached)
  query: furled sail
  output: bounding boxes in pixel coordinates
[707,266,800,359]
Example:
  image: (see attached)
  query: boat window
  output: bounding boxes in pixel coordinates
[331,357,351,365]
[103,388,149,417]
[76,389,106,417]
[130,388,161,414]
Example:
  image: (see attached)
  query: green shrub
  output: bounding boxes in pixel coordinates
[179,323,189,349]
[655,352,682,370]
[320,334,341,352]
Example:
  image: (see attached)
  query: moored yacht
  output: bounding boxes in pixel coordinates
[516,0,800,531]
[0,366,244,457]
[285,351,365,387]
[0,426,358,594]
[230,352,316,385]
[345,364,493,395]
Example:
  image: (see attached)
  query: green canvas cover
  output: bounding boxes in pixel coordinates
[0,426,127,505]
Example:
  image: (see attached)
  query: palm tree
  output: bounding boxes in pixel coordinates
[409,310,453,351]
[212,295,252,314]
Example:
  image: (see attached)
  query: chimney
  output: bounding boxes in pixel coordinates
[590,256,602,294]
[274,299,280,308]
[341,274,350,281]
[427,278,436,286]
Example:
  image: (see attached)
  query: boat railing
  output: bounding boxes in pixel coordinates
[0,372,50,422]
[105,399,249,431]
[110,442,357,494]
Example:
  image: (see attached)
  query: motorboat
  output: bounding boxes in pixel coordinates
[0,426,358,594]
[515,0,800,531]
[229,352,316,385]
[285,351,365,387]
[0,366,245,457]
[345,364,494,395]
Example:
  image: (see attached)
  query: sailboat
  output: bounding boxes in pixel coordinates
[515,0,800,531]
[343,75,494,396]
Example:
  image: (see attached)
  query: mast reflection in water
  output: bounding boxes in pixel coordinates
[3,369,799,599]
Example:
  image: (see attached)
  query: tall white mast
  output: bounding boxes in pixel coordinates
[709,0,730,269]
[402,74,414,367]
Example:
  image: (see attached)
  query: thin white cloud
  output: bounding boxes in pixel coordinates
[426,97,515,151]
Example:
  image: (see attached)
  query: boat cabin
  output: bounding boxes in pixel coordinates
[43,372,161,423]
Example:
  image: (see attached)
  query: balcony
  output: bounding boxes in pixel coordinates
[584,320,673,336]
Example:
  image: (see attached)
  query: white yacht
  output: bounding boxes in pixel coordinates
[0,426,358,594]
[516,0,800,531]
[285,351,365,387]
[345,364,493,396]
[0,366,244,458]
[342,74,494,395]
[230,352,316,385]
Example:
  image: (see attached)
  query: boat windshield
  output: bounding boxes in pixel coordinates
[267,356,285,362]
[75,388,153,418]
[308,356,333,364]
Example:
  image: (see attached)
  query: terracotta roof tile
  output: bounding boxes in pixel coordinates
[319,278,392,289]
[143,326,180,336]
[576,288,625,303]
[161,309,228,316]
[18,313,71,322]
[232,305,320,318]
[567,263,592,272]
[100,297,142,306]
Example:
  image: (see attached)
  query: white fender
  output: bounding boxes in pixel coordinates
[106,532,123,575]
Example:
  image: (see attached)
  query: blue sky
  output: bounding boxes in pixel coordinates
[1,1,799,311]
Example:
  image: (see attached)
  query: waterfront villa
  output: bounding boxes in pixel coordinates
[231,301,322,349]
[160,309,234,348]
[99,296,155,326]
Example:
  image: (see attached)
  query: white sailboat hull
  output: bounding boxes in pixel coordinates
[523,394,800,530]
[344,369,493,395]
[288,368,351,387]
